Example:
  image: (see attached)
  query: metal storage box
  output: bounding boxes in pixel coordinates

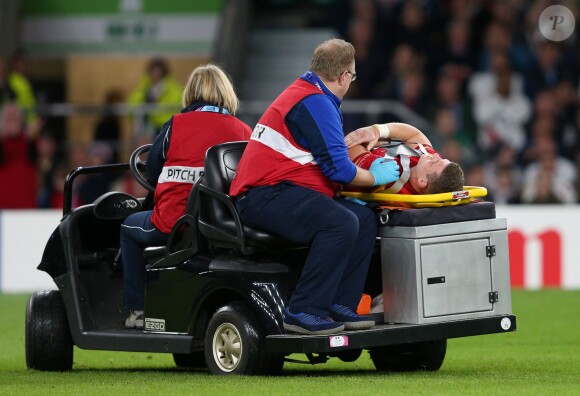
[379,218,512,324]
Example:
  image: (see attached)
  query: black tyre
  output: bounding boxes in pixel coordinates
[204,301,284,375]
[25,290,73,371]
[173,352,206,369]
[369,339,447,372]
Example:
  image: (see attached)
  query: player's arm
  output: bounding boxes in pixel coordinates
[348,144,368,161]
[345,122,432,150]
[288,96,399,188]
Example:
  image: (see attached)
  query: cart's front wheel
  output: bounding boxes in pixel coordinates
[204,301,284,375]
[369,339,447,372]
[25,290,73,371]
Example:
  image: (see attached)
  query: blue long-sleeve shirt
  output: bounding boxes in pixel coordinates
[286,71,357,185]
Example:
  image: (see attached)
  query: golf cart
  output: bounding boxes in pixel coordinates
[26,141,516,375]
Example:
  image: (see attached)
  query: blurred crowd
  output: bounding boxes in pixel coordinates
[0,56,170,209]
[1,0,579,209]
[336,0,579,204]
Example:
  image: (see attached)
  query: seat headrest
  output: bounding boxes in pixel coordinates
[203,141,248,193]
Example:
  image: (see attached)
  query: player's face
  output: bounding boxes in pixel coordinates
[417,153,450,178]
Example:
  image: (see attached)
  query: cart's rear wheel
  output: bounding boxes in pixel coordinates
[173,352,206,369]
[369,339,447,372]
[25,290,73,371]
[204,301,284,375]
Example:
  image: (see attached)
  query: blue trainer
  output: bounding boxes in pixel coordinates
[283,308,345,335]
[330,304,375,330]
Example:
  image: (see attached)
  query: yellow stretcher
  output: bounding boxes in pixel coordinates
[340,186,488,208]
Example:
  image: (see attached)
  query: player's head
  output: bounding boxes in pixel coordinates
[426,162,464,193]
[412,154,464,194]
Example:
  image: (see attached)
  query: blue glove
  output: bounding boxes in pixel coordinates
[369,158,400,186]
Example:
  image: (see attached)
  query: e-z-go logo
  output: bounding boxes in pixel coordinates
[538,5,576,41]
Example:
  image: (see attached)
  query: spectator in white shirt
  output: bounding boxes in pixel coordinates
[520,136,577,204]
[471,51,531,156]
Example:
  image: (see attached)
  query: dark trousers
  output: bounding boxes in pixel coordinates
[236,182,377,317]
[120,210,168,311]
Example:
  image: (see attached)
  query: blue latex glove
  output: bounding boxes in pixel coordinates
[369,158,400,186]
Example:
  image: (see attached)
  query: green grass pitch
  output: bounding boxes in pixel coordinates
[0,290,579,395]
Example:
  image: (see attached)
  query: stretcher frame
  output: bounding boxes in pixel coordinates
[341,186,488,208]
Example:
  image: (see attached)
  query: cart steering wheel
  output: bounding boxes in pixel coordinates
[129,144,155,193]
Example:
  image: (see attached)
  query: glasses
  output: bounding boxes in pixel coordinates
[346,70,357,81]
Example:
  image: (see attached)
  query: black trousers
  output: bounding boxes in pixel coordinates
[236,182,377,317]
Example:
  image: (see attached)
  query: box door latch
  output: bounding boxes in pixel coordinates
[489,291,499,303]
[486,245,496,257]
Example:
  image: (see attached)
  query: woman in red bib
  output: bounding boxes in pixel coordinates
[121,65,251,329]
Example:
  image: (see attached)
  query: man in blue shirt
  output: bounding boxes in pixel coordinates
[231,39,400,335]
